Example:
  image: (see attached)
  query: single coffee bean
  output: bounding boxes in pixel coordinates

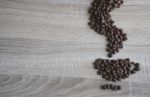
[112,78,117,82]
[93,59,101,69]
[131,62,135,64]
[130,70,136,74]
[117,77,121,81]
[112,86,116,91]
[105,84,109,89]
[108,53,113,58]
[125,58,130,61]
[88,22,91,26]
[101,85,106,90]
[134,66,140,71]
[134,63,140,67]
[109,84,113,89]
[97,70,102,75]
[122,36,127,41]
[117,85,121,90]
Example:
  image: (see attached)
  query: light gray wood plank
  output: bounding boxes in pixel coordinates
[0,74,150,97]
[0,0,150,81]
[0,37,149,84]
[0,0,150,42]
[0,0,150,96]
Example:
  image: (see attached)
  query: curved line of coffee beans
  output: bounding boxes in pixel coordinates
[88,0,141,91]
[88,0,127,58]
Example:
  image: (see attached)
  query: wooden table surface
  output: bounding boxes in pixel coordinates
[0,0,150,97]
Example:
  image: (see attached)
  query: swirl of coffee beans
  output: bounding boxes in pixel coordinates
[88,0,127,58]
[88,0,141,91]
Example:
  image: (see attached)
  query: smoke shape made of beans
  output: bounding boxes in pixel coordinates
[88,0,127,58]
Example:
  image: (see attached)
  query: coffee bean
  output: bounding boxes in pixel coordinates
[108,53,113,58]
[97,70,102,75]
[134,63,140,67]
[131,62,135,64]
[122,36,127,41]
[120,0,124,4]
[118,43,123,48]
[117,77,121,81]
[112,78,117,82]
[93,59,101,69]
[117,85,121,90]
[105,84,109,89]
[110,59,115,63]
[109,84,113,89]
[125,58,130,62]
[101,85,106,90]
[130,70,136,74]
[88,22,91,26]
[112,86,116,91]
[102,75,106,78]
[134,66,140,71]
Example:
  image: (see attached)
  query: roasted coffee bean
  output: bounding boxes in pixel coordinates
[122,36,127,41]
[108,84,113,89]
[88,22,91,26]
[134,66,140,71]
[130,70,136,74]
[125,58,130,62]
[93,59,101,69]
[102,75,106,78]
[108,53,113,58]
[97,70,102,75]
[118,43,123,48]
[94,64,100,69]
[112,78,117,82]
[114,86,118,91]
[105,84,109,89]
[112,86,116,90]
[131,62,135,64]
[101,85,107,90]
[105,75,109,79]
[134,63,140,67]
[102,71,107,76]
[111,59,116,63]
[117,77,121,81]
[117,85,121,90]
[107,76,112,81]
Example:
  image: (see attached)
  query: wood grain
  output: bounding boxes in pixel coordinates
[0,0,150,96]
[0,74,150,97]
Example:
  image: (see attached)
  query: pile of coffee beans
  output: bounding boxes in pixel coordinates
[93,58,140,90]
[101,84,121,91]
[88,0,127,57]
